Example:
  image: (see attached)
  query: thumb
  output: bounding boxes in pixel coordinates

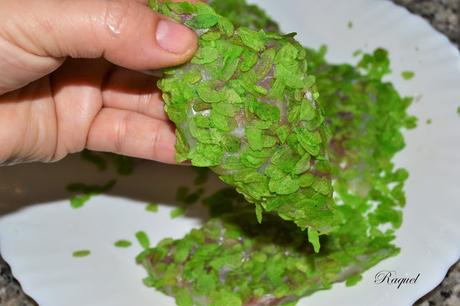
[0,0,197,93]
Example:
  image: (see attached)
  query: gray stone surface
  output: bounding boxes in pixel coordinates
[0,0,459,305]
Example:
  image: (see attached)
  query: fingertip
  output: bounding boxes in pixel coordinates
[156,17,198,57]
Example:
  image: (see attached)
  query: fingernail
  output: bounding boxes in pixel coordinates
[156,19,196,54]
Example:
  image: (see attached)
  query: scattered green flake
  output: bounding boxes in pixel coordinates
[347,21,353,29]
[69,194,92,209]
[136,231,150,250]
[80,150,107,171]
[401,70,415,80]
[457,106,460,116]
[72,250,91,258]
[426,119,432,125]
[353,49,362,57]
[67,180,116,209]
[146,203,159,213]
[170,207,186,219]
[114,240,132,248]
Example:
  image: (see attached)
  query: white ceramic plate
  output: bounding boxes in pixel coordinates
[1,0,460,305]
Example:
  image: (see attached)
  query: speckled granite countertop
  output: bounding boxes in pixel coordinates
[1,0,459,305]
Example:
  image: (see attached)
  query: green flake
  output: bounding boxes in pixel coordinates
[308,228,320,253]
[171,207,186,219]
[72,250,91,258]
[146,203,159,213]
[70,194,92,209]
[347,21,353,29]
[401,71,415,80]
[114,240,132,248]
[201,31,221,41]
[240,49,258,71]
[192,46,219,64]
[189,143,224,167]
[186,14,220,29]
[300,99,316,121]
[298,173,315,187]
[275,125,289,143]
[135,231,150,250]
[255,204,263,224]
[426,119,432,125]
[67,179,116,209]
[293,153,311,174]
[269,176,300,195]
[196,82,223,103]
[167,1,196,14]
[237,27,266,52]
[209,290,242,306]
[218,17,234,36]
[175,288,194,306]
[245,127,264,150]
[195,273,216,295]
[457,106,460,116]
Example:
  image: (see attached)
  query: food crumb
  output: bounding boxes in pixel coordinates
[347,21,353,29]
[170,207,186,219]
[146,203,159,213]
[352,49,362,57]
[401,71,415,80]
[135,231,150,250]
[426,119,432,125]
[114,240,132,248]
[72,250,91,258]
[457,106,460,116]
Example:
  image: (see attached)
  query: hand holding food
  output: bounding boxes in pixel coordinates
[0,0,198,166]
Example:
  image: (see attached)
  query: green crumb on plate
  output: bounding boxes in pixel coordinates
[114,240,132,248]
[72,250,91,258]
[401,71,415,80]
[352,49,362,57]
[69,194,92,209]
[170,207,186,219]
[146,203,159,213]
[347,21,353,29]
[457,106,460,116]
[135,231,150,250]
[67,179,117,209]
[426,119,432,125]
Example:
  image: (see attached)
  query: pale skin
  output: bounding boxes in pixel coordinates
[0,0,200,166]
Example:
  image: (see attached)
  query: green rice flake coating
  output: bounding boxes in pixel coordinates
[152,0,337,234]
[138,190,399,306]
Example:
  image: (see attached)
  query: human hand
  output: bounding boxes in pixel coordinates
[0,0,198,166]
